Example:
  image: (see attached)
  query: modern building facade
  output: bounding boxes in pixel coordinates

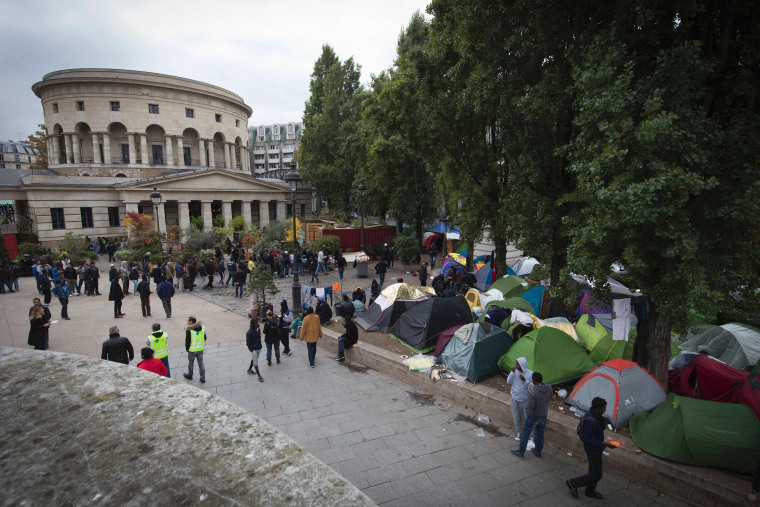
[0,69,311,247]
[249,122,303,179]
[0,141,38,170]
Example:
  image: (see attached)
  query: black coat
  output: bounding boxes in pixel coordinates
[246,326,262,351]
[263,317,280,345]
[343,319,359,349]
[101,334,134,364]
[340,301,355,318]
[316,301,333,324]
[28,318,46,348]
[108,279,124,301]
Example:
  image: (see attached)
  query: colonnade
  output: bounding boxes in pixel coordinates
[47,133,251,171]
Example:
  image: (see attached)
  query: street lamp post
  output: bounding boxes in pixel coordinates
[285,164,302,319]
[150,186,162,234]
[440,214,449,259]
[358,181,366,252]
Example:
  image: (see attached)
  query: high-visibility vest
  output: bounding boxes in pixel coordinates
[149,331,169,359]
[189,326,205,352]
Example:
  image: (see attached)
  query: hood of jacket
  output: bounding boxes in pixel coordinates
[185,321,203,331]
[516,357,528,372]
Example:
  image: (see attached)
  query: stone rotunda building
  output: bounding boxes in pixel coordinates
[1,69,311,246]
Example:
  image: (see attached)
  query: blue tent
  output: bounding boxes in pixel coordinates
[430,221,461,235]
[522,285,547,314]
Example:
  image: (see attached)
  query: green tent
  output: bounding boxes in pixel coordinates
[489,276,530,298]
[630,393,760,474]
[438,323,515,383]
[497,327,595,384]
[576,314,609,352]
[590,329,681,364]
[478,297,534,323]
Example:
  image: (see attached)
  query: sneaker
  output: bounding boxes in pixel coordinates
[334,356,342,360]
[115,315,123,319]
[247,369,254,375]
[337,357,345,363]
[258,375,264,382]
[514,434,520,441]
[200,378,205,384]
[510,450,524,460]
[166,317,172,320]
[183,373,192,380]
[276,357,280,364]
[310,364,315,368]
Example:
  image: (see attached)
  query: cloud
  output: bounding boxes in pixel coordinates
[0,0,430,140]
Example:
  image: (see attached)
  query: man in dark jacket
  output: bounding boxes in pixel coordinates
[86,261,101,296]
[339,293,355,319]
[418,263,428,287]
[151,262,164,286]
[205,259,215,289]
[64,264,77,295]
[246,318,264,382]
[335,315,358,362]
[511,372,553,459]
[567,397,616,499]
[226,259,237,286]
[101,325,134,364]
[137,276,153,318]
[374,259,387,288]
[156,279,175,320]
[316,297,332,325]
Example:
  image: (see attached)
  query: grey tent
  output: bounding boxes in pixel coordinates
[389,296,473,353]
[437,322,515,383]
[354,294,430,333]
[679,323,760,370]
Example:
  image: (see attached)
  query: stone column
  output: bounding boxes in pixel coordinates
[277,201,287,221]
[238,146,245,171]
[230,145,237,170]
[156,203,167,235]
[259,200,270,227]
[241,201,252,228]
[223,143,231,169]
[208,141,216,168]
[103,133,111,164]
[72,134,81,164]
[201,201,213,231]
[140,134,149,165]
[222,201,232,226]
[52,136,61,165]
[178,201,190,231]
[91,134,101,164]
[199,139,206,167]
[64,135,72,164]
[127,134,136,165]
[176,137,184,165]
[165,135,174,166]
[124,201,139,214]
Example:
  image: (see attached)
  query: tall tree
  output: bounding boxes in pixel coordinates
[300,45,366,212]
[26,124,48,170]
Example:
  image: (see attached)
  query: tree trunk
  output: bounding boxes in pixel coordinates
[643,303,673,387]
[492,230,508,279]
[466,238,475,272]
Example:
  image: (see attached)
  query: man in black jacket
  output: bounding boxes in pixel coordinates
[101,326,134,364]
[334,315,358,362]
[86,261,101,296]
[567,397,616,500]
[339,293,355,319]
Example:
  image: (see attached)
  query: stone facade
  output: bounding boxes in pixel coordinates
[0,141,38,170]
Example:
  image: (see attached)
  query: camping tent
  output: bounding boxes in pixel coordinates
[389,296,473,353]
[575,314,611,352]
[532,316,584,348]
[441,256,466,278]
[472,256,494,291]
[497,327,595,384]
[438,323,515,383]
[355,283,435,332]
[423,233,441,249]
[678,323,760,370]
[464,288,503,311]
[490,275,530,298]
[479,298,535,326]
[566,359,666,428]
[511,257,540,277]
[668,355,760,421]
[522,285,546,315]
[433,324,467,357]
[630,393,760,474]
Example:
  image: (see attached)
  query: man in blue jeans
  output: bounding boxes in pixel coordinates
[334,315,358,363]
[511,372,553,459]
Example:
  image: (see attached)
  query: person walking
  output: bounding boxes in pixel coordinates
[109,276,125,318]
[156,278,175,320]
[511,372,552,459]
[151,262,164,287]
[29,298,52,349]
[199,259,207,290]
[428,243,438,268]
[337,255,347,282]
[120,261,130,295]
[246,318,264,382]
[39,269,52,304]
[507,357,533,441]
[101,325,134,364]
[374,259,387,288]
[137,275,153,318]
[51,281,71,320]
[335,315,358,363]
[28,306,50,350]
[76,262,87,296]
[233,266,246,299]
[146,322,170,377]
[263,310,281,366]
[205,259,215,289]
[164,261,175,288]
[279,300,293,356]
[300,307,322,368]
[183,316,206,383]
[226,258,237,286]
[136,347,167,376]
[174,262,185,291]
[566,397,616,500]
[33,260,42,294]
[317,248,327,275]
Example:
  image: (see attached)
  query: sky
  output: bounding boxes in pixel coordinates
[0,0,431,142]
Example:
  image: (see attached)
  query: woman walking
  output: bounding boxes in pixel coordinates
[263,310,281,366]
[299,306,322,368]
[28,307,50,350]
[109,276,125,318]
[246,318,264,382]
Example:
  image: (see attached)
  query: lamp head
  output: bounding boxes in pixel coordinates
[284,164,301,192]
[358,181,366,193]
[150,186,162,205]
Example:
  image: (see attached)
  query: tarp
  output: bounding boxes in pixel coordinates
[479,298,534,321]
[441,256,466,278]
[532,316,584,348]
[473,256,494,291]
[668,355,760,421]
[630,393,760,474]
[438,323,515,383]
[490,275,530,298]
[678,323,760,370]
[498,327,595,384]
[511,257,540,277]
[380,283,436,301]
[567,359,666,428]
[389,296,473,353]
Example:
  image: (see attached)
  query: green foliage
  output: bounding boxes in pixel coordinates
[395,232,420,265]
[229,215,246,231]
[184,228,216,254]
[212,214,225,228]
[190,216,203,231]
[247,263,278,305]
[16,242,51,259]
[309,234,340,253]
[199,249,216,261]
[56,232,89,258]
[300,45,367,212]
[114,249,141,264]
[253,219,288,255]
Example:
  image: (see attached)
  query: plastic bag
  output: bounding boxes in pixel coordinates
[403,353,436,371]
[477,414,490,425]
[475,428,486,438]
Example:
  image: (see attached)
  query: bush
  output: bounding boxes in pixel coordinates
[184,228,216,253]
[190,216,204,231]
[395,233,420,266]
[309,234,340,253]
[16,242,51,259]
[229,215,246,232]
[114,249,141,264]
[247,263,278,305]
[212,214,225,228]
[199,249,216,261]
[166,225,183,242]
[56,232,89,258]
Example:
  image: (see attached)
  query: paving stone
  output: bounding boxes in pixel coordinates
[328,430,365,448]
[349,437,390,457]
[362,482,400,504]
[266,411,301,426]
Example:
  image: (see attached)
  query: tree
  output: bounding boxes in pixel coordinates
[300,45,366,212]
[247,263,278,306]
[26,124,48,170]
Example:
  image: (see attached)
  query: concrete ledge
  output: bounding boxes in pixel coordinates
[320,328,748,506]
[0,347,373,506]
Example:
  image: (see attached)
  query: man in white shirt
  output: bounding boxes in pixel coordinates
[510,309,534,340]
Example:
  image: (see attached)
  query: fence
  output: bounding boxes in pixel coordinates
[320,226,396,252]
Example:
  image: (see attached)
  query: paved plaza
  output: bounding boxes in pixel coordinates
[0,261,689,506]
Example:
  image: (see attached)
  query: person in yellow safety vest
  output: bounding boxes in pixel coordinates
[146,322,170,378]
[183,316,206,383]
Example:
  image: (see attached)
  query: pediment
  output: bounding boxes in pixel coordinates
[122,169,288,193]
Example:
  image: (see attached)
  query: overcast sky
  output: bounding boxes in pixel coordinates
[0,0,430,142]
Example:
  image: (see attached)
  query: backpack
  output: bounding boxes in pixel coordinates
[175,265,184,277]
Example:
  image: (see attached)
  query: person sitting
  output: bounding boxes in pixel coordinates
[352,297,366,315]
[335,315,358,363]
[137,347,168,376]
[316,297,333,325]
[352,286,366,304]
[339,293,355,319]
[509,309,535,340]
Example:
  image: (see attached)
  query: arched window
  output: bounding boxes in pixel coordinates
[81,173,90,177]
[272,125,280,141]
[257,126,265,142]
[115,173,127,178]
[287,123,295,140]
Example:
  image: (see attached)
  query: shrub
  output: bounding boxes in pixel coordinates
[212,214,225,228]
[190,216,204,231]
[56,232,89,258]
[166,225,183,242]
[395,233,420,266]
[229,215,246,232]
[247,263,278,305]
[309,234,340,253]
[184,228,216,253]
[16,242,51,259]
[199,249,216,261]
[115,249,141,264]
